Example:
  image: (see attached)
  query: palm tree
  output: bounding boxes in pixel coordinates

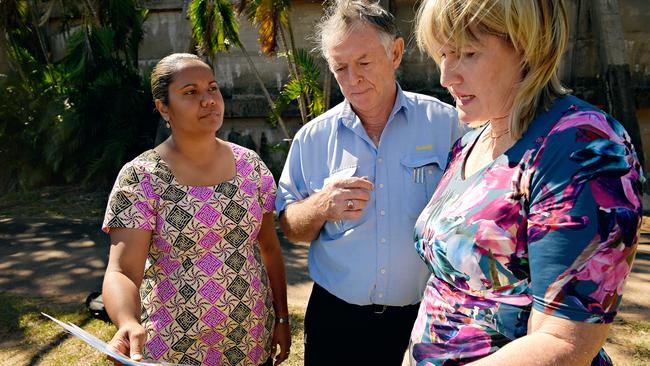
[239,0,327,124]
[189,0,291,140]
[269,48,324,126]
[0,0,155,189]
[48,0,154,184]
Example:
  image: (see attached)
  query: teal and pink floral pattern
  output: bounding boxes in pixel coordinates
[410,96,642,366]
[103,143,276,366]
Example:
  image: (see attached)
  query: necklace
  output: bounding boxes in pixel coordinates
[489,128,510,139]
[486,121,510,140]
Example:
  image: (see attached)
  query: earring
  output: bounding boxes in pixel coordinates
[163,116,170,129]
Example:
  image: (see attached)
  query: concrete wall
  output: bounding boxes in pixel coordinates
[395,0,649,102]
[621,0,650,84]
[136,0,650,163]
[619,0,650,159]
[5,0,649,161]
[136,0,330,119]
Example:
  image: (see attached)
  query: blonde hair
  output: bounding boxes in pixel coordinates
[415,0,570,139]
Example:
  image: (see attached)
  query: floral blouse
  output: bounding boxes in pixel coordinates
[410,96,643,366]
[103,143,277,366]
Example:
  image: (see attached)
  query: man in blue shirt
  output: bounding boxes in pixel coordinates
[275,1,461,364]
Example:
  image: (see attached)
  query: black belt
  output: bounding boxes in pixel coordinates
[370,304,389,314]
[364,303,418,315]
[311,283,417,315]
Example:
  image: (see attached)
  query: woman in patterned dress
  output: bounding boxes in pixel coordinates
[410,1,643,365]
[102,53,291,366]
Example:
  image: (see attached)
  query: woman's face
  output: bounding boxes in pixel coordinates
[158,60,225,135]
[438,31,523,125]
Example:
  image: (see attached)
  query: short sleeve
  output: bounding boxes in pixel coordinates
[102,163,158,233]
[275,137,309,215]
[527,111,642,324]
[255,155,277,214]
[450,110,468,145]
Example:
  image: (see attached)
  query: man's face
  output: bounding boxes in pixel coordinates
[327,23,403,117]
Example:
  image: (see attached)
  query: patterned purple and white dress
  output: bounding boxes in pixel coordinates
[410,96,643,365]
[102,143,277,366]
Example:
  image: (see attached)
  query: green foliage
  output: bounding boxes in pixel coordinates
[0,70,61,190]
[271,49,325,125]
[190,0,242,55]
[0,0,156,191]
[98,0,149,66]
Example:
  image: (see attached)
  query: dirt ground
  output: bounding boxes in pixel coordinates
[0,216,313,308]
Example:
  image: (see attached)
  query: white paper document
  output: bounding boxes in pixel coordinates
[42,312,192,366]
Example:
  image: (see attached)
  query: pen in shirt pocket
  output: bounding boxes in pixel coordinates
[412,167,425,184]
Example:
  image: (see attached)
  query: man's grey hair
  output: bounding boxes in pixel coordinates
[315,0,400,64]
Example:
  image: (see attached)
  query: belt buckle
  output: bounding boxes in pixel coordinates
[373,304,388,314]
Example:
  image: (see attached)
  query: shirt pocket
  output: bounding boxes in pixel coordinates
[400,155,442,218]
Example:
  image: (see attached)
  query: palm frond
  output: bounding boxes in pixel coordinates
[217,0,241,47]
[270,48,325,122]
[294,48,321,82]
[189,0,210,53]
[293,49,324,117]
[0,0,28,33]
[254,0,279,54]
[241,0,288,55]
[190,0,241,57]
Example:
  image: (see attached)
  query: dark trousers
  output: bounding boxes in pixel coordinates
[304,283,419,366]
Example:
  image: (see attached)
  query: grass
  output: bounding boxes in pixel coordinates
[0,291,306,366]
[0,292,116,366]
[606,318,650,366]
[3,291,648,366]
[0,186,108,219]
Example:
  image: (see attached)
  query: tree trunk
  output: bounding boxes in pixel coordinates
[591,0,645,171]
[278,25,308,124]
[29,0,50,65]
[285,16,313,119]
[238,43,291,140]
[6,40,29,85]
[83,0,101,26]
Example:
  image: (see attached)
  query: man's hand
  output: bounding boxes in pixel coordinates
[316,176,374,221]
[280,176,374,243]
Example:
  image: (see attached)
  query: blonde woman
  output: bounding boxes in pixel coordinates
[410,1,642,365]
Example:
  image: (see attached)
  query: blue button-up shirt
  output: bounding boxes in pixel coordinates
[276,85,462,306]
